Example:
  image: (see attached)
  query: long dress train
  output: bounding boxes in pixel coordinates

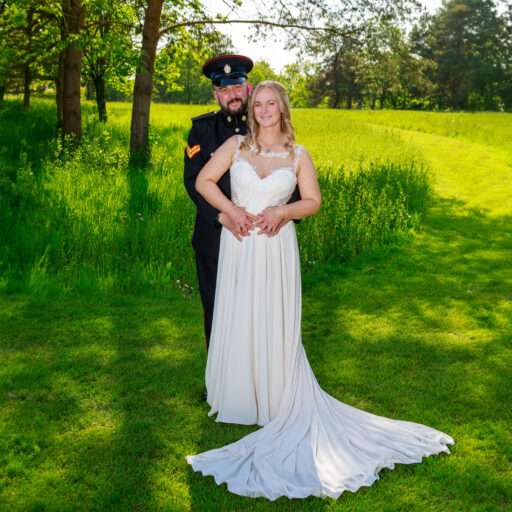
[186,138,454,500]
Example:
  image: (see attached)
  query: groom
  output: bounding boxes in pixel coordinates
[184,54,254,351]
[184,54,302,356]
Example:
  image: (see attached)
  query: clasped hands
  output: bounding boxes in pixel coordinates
[219,205,288,241]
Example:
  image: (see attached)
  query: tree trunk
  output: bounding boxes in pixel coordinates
[186,63,191,104]
[0,82,5,103]
[380,91,386,109]
[130,0,164,161]
[56,51,65,129]
[62,0,84,142]
[94,73,107,122]
[23,7,34,109]
[23,63,31,109]
[331,51,341,109]
[86,80,94,100]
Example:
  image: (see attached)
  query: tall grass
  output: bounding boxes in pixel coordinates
[0,99,431,295]
[300,162,430,266]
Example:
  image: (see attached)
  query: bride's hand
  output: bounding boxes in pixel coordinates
[224,205,257,237]
[218,212,244,241]
[255,206,287,237]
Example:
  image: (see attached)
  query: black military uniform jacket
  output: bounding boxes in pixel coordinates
[183,109,301,259]
[184,109,247,258]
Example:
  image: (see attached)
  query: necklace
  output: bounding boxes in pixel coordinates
[249,143,290,159]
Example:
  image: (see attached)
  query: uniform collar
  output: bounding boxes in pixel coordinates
[220,109,248,129]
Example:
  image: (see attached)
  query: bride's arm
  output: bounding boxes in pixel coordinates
[276,149,321,221]
[255,149,320,236]
[196,136,256,234]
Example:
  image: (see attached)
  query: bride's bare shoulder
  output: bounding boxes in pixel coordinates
[216,135,239,155]
[295,145,315,175]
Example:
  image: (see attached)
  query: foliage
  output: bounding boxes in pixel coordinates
[81,1,139,108]
[279,62,315,107]
[154,27,233,104]
[0,0,61,101]
[248,60,280,86]
[280,0,512,111]
[413,0,508,110]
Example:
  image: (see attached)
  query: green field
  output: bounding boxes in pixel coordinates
[0,101,511,511]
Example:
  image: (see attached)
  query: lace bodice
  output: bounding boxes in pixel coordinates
[230,136,302,215]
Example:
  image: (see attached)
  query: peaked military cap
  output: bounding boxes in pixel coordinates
[202,54,254,87]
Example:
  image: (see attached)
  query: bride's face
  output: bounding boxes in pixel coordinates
[253,88,281,129]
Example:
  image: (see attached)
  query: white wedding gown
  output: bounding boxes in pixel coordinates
[186,138,454,500]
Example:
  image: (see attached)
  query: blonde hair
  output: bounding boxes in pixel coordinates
[241,80,295,156]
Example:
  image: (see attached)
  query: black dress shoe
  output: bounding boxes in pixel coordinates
[202,388,208,402]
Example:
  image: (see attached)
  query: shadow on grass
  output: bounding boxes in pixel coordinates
[0,293,204,511]
[304,195,511,406]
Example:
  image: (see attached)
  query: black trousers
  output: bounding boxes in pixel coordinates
[194,250,219,351]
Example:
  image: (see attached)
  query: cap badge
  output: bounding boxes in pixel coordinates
[224,64,231,74]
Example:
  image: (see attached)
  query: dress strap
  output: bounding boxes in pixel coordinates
[233,134,244,161]
[293,144,303,174]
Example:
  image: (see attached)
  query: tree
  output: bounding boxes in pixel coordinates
[420,0,505,110]
[0,0,10,103]
[154,27,232,104]
[82,2,137,122]
[129,0,164,160]
[498,2,512,110]
[288,0,420,109]
[250,60,279,86]
[362,28,403,109]
[362,22,435,109]
[0,1,61,109]
[279,62,314,107]
[61,0,84,140]
[129,0,403,159]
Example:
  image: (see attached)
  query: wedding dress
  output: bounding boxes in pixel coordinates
[186,136,454,500]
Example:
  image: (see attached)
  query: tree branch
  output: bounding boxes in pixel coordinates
[159,18,360,39]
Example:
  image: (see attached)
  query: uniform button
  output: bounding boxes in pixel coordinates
[235,127,240,133]
[227,116,232,122]
[241,115,247,121]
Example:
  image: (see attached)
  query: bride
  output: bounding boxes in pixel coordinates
[186,80,454,500]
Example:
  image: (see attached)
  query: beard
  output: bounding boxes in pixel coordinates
[220,96,248,116]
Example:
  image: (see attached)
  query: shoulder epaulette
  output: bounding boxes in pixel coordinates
[191,111,217,123]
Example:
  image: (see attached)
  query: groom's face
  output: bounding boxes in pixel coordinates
[215,82,249,115]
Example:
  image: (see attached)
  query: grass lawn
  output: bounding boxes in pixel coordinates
[1,106,511,511]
